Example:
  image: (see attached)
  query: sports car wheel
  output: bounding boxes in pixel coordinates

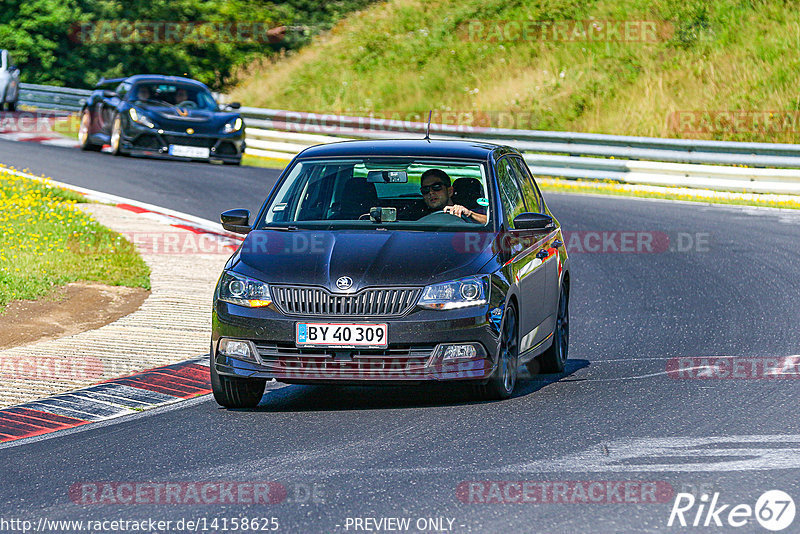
[538,284,569,373]
[475,304,518,400]
[110,115,123,155]
[78,109,101,151]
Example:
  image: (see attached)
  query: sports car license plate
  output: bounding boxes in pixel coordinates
[169,145,210,159]
[296,323,388,348]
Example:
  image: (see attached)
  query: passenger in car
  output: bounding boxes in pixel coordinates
[420,169,488,224]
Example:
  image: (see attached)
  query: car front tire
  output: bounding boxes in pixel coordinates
[475,304,518,401]
[110,115,123,156]
[210,358,266,409]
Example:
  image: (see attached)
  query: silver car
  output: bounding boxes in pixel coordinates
[0,50,20,112]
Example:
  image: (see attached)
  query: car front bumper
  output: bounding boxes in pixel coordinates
[212,301,502,384]
[122,123,244,162]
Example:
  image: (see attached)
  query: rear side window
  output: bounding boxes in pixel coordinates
[496,158,527,227]
[510,157,543,213]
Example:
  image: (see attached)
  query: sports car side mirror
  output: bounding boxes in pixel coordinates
[513,212,554,232]
[221,209,251,234]
[228,102,241,110]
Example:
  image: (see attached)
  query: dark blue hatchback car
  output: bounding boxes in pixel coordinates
[78,74,244,164]
[211,139,569,407]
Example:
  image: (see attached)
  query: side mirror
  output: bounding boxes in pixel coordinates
[513,212,555,232]
[221,208,251,234]
[102,90,118,99]
[228,102,241,110]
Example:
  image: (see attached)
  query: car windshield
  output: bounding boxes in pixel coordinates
[259,158,493,231]
[129,83,218,111]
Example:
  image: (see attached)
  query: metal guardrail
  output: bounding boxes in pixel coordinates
[18,83,91,112]
[16,83,800,193]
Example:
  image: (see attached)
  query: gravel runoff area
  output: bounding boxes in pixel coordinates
[0,203,232,408]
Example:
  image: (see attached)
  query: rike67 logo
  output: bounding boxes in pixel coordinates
[668,490,795,531]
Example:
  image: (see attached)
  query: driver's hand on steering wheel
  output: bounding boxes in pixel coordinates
[443,204,473,218]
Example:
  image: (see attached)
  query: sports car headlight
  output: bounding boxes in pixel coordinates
[222,117,243,134]
[418,275,489,310]
[129,108,155,129]
[218,271,271,307]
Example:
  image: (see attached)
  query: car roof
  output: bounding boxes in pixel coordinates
[296,139,517,161]
[123,75,209,89]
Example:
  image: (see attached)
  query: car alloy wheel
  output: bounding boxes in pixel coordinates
[538,285,569,373]
[110,115,122,155]
[78,109,100,151]
[475,304,518,400]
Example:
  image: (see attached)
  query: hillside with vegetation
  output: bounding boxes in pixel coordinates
[229,0,800,142]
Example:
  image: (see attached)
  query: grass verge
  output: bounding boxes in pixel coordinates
[0,167,150,310]
[538,178,800,210]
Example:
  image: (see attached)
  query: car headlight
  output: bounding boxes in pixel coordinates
[218,271,271,307]
[417,275,489,310]
[222,117,243,134]
[129,108,155,129]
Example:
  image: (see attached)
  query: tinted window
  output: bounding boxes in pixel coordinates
[496,158,527,227]
[510,157,542,213]
[261,158,491,230]
[116,82,130,100]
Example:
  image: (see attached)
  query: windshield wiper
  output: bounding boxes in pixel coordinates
[261,225,298,231]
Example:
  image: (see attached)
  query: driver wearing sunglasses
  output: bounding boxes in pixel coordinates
[419,169,487,224]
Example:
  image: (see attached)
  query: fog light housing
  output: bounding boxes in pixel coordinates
[218,338,257,361]
[439,343,486,362]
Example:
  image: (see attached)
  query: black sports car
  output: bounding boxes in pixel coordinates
[211,139,570,407]
[78,74,245,164]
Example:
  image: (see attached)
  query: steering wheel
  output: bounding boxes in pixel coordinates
[177,101,197,109]
[417,210,466,223]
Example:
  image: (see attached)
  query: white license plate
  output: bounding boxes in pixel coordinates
[169,145,209,159]
[296,323,387,348]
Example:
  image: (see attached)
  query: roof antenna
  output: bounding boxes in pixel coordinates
[424,110,432,142]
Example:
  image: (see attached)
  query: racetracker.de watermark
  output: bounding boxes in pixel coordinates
[70,21,288,44]
[666,356,800,379]
[669,110,800,135]
[457,481,674,504]
[0,112,76,134]
[460,20,674,43]
[69,481,324,505]
[0,355,104,381]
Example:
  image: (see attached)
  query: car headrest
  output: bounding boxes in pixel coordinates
[452,177,483,210]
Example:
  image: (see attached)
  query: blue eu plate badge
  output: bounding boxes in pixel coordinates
[297,324,308,343]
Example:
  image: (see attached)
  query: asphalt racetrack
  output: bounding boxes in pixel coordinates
[1,138,799,533]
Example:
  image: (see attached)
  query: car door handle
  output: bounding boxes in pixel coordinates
[536,249,549,260]
[553,240,563,248]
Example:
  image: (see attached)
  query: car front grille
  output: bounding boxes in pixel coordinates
[133,134,161,150]
[216,141,238,155]
[254,343,435,377]
[163,135,215,148]
[270,285,420,317]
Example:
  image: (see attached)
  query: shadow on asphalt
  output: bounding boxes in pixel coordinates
[239,359,590,412]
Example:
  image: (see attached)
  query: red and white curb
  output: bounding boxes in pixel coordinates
[0,358,211,443]
[0,130,79,148]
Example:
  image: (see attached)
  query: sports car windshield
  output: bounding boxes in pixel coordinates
[129,83,218,111]
[259,158,492,231]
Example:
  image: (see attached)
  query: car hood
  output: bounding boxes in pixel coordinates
[137,106,239,133]
[233,229,497,291]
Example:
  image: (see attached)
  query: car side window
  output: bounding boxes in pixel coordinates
[510,157,542,213]
[496,158,527,228]
[116,83,130,100]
